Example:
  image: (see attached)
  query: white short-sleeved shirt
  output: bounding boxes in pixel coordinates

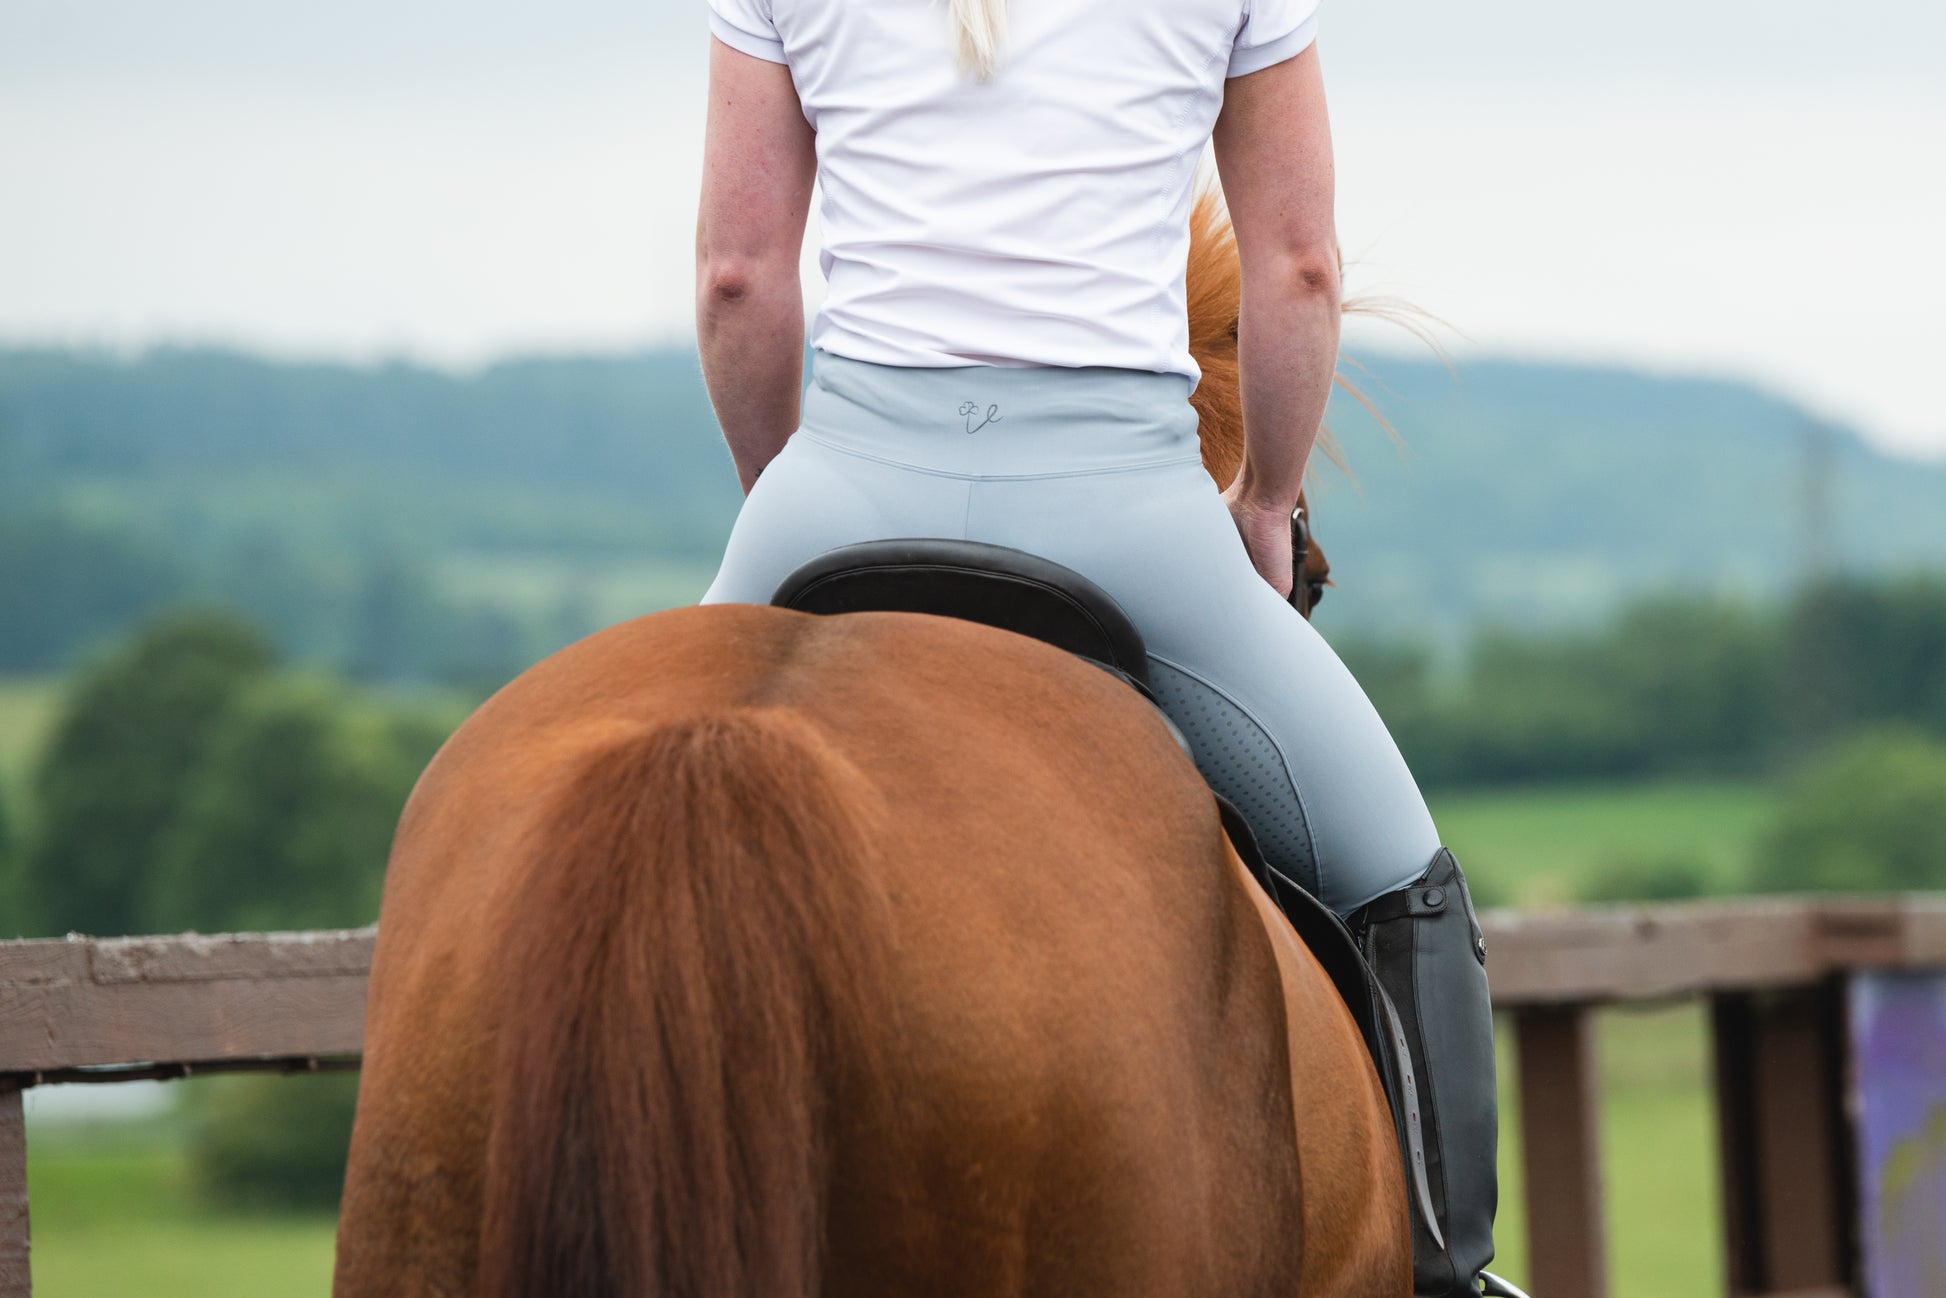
[707,0,1320,392]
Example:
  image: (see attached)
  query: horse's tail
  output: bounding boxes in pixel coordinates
[479,708,887,1298]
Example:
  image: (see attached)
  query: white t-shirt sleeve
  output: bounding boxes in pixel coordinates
[708,0,788,64]
[1227,0,1321,78]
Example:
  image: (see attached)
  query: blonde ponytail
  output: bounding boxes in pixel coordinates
[949,0,1008,81]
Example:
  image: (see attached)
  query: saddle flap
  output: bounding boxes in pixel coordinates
[1213,794,1445,1251]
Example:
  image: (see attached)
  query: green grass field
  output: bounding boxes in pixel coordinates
[1432,779,1778,908]
[25,1119,336,1298]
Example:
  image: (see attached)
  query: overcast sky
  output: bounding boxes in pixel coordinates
[4,0,1943,457]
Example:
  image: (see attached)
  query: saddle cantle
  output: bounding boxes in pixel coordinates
[771,538,1442,1244]
[772,538,1152,688]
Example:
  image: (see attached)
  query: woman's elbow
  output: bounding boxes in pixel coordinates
[1237,238,1342,308]
[1268,245,1342,306]
[696,256,796,313]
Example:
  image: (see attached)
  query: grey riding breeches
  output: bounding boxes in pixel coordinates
[701,349,1442,915]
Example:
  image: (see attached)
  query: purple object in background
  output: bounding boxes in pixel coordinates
[1850,972,1946,1297]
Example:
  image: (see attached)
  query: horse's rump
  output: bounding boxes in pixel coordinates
[337,606,1396,1297]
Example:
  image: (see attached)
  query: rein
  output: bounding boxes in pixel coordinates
[1289,505,1326,618]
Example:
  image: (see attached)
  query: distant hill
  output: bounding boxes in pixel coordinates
[0,344,742,558]
[1308,356,1946,638]
[0,345,746,676]
[2,343,1942,673]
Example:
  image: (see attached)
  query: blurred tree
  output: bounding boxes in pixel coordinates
[1352,595,1791,789]
[1337,639,1439,718]
[434,602,539,695]
[1453,598,1780,785]
[1607,598,1782,767]
[0,510,191,670]
[25,608,274,936]
[346,554,447,685]
[186,1071,360,1212]
[1781,575,1946,745]
[204,528,351,667]
[1445,629,1651,784]
[1749,726,1946,893]
[0,791,18,934]
[146,675,449,934]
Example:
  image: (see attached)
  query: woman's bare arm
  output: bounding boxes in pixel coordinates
[1210,43,1340,597]
[696,37,818,494]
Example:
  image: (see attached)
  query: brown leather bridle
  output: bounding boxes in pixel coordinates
[1289,502,1329,620]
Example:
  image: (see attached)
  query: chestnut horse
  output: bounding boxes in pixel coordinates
[332,191,1406,1297]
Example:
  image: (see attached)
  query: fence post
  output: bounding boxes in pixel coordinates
[0,1083,27,1298]
[1516,1003,1607,1298]
[1712,985,1855,1296]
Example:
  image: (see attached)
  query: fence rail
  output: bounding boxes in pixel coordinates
[5,895,1945,1298]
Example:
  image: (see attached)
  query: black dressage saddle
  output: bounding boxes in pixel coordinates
[772,538,1155,694]
[771,538,1439,1241]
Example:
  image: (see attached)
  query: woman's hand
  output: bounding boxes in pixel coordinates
[1221,483,1295,599]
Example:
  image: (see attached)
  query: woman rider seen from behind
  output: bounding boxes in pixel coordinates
[694,0,1507,1292]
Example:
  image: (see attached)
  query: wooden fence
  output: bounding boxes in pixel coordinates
[4,895,1945,1298]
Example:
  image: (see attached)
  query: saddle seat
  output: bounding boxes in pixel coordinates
[770,540,1433,1233]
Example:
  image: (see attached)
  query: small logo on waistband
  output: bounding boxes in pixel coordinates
[958,400,1003,435]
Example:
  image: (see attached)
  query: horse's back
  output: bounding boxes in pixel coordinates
[336,604,1400,1297]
